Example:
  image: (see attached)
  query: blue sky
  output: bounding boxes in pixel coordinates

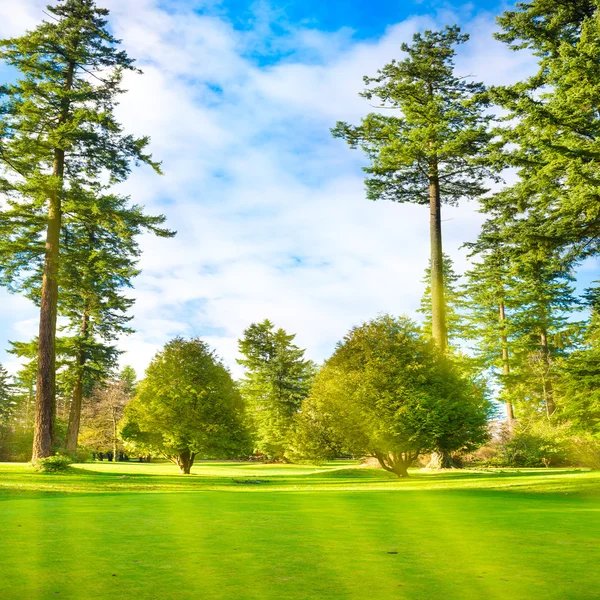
[0,0,596,379]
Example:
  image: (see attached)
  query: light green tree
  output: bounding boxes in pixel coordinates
[122,338,250,474]
[294,316,491,477]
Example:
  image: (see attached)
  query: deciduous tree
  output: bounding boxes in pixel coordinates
[122,338,249,474]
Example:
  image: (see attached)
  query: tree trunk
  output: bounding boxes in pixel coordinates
[373,451,413,478]
[540,330,556,417]
[429,165,447,352]
[32,61,75,461]
[426,451,455,469]
[499,301,515,426]
[66,311,89,455]
[176,449,195,474]
[112,407,118,462]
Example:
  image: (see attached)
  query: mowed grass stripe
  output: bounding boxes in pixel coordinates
[1,462,599,599]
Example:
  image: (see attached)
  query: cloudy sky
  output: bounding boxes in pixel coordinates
[0,0,596,378]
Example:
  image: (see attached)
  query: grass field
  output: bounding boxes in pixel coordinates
[1,461,599,600]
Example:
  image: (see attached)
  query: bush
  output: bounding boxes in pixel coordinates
[32,454,73,473]
[68,448,92,463]
[566,436,600,469]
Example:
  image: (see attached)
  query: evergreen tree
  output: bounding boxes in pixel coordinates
[0,364,14,427]
[462,217,520,424]
[237,319,315,460]
[0,0,170,459]
[557,283,600,434]
[492,0,600,261]
[474,194,581,419]
[417,253,464,347]
[332,26,493,352]
[60,188,171,454]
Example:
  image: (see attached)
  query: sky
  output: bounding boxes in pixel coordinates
[0,0,596,379]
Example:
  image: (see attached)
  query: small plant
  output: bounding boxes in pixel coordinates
[31,454,73,473]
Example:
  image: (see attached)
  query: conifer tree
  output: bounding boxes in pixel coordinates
[237,319,315,460]
[0,1,169,459]
[493,0,600,261]
[332,26,493,352]
[417,253,464,348]
[462,213,531,425]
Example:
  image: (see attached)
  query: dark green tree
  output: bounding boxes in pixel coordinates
[332,26,493,352]
[61,188,171,454]
[492,0,600,261]
[462,217,520,424]
[0,0,169,459]
[556,284,600,433]
[237,319,315,460]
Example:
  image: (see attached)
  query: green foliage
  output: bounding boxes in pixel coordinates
[294,315,491,476]
[237,320,315,460]
[492,0,600,261]
[0,0,173,457]
[417,253,464,346]
[556,291,600,434]
[31,453,73,473]
[122,338,250,473]
[331,25,493,206]
[498,421,570,468]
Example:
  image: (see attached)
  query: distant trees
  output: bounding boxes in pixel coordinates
[238,320,315,461]
[79,373,133,462]
[122,338,249,474]
[0,0,172,460]
[332,26,493,352]
[294,316,491,476]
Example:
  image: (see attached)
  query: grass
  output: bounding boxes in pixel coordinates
[1,461,599,599]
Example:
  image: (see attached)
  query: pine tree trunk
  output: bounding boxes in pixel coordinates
[32,61,75,461]
[499,301,515,425]
[32,167,62,461]
[429,167,447,352]
[66,311,89,455]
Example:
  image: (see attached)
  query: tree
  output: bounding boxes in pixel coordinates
[556,284,600,435]
[417,253,464,347]
[121,338,249,474]
[79,377,131,461]
[237,319,315,460]
[294,316,491,477]
[332,26,493,352]
[61,188,171,454]
[0,0,165,459]
[462,218,520,424]
[492,0,600,262]
[119,366,137,396]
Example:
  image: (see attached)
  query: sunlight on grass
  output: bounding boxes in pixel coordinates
[1,462,599,599]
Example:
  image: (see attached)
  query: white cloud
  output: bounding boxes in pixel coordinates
[0,0,539,379]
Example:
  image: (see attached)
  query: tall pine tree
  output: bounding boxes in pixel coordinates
[0,0,168,459]
[332,26,493,352]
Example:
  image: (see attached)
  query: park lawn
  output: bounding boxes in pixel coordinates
[1,462,599,600]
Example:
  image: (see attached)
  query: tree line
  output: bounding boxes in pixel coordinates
[0,0,599,471]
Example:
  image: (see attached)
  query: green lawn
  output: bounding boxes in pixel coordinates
[1,462,599,600]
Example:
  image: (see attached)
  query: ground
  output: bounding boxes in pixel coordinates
[1,461,599,600]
